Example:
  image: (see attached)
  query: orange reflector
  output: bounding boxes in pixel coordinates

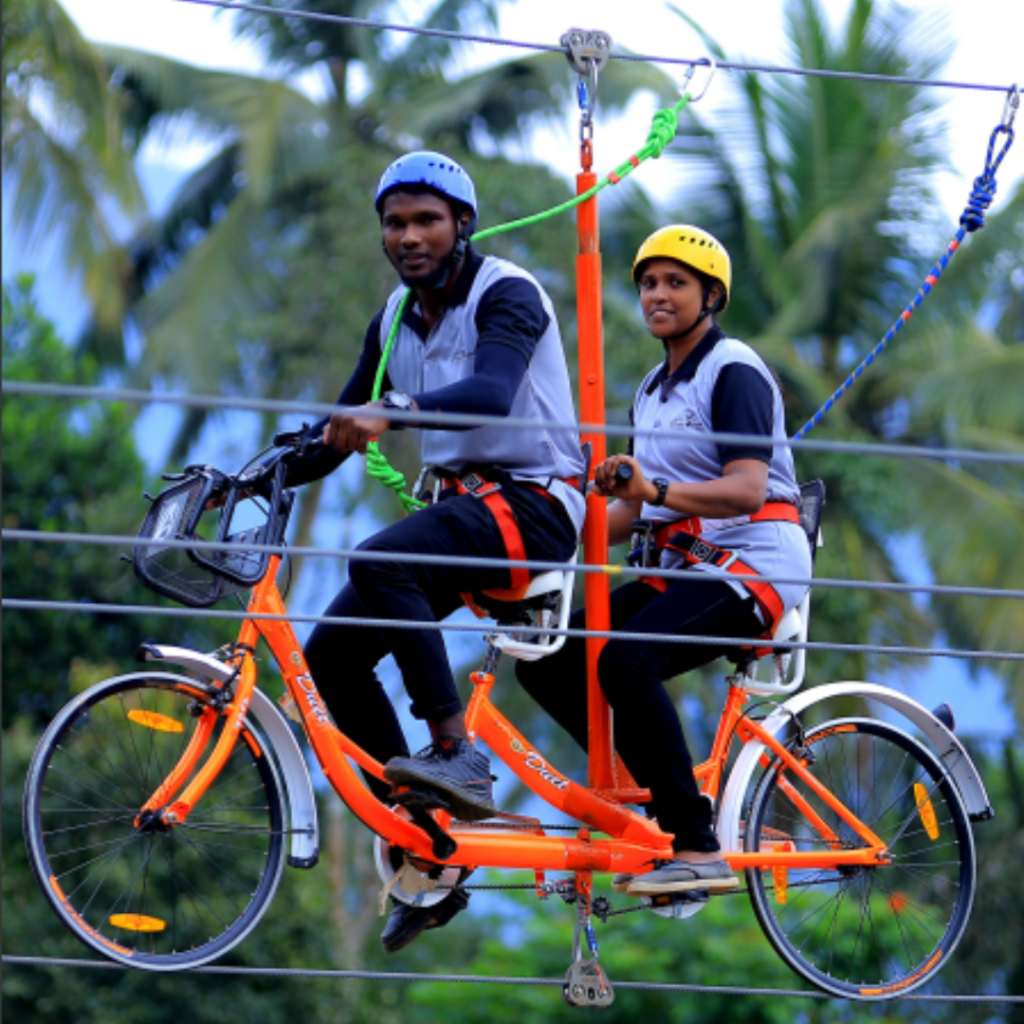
[109,913,166,933]
[889,892,909,913]
[772,865,788,904]
[127,710,183,733]
[914,782,939,840]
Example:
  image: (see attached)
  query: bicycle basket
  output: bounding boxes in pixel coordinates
[133,464,291,608]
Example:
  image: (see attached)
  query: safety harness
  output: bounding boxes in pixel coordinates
[630,501,802,636]
[438,469,578,591]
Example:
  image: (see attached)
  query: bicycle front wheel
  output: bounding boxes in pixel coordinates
[24,672,286,971]
[745,718,976,1000]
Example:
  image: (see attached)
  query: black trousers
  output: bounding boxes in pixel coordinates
[305,479,578,799]
[516,576,763,852]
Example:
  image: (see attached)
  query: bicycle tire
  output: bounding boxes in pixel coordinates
[23,672,286,971]
[745,717,976,1000]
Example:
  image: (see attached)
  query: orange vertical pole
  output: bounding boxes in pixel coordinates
[576,140,616,791]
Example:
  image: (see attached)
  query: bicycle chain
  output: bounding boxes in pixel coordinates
[442,872,851,918]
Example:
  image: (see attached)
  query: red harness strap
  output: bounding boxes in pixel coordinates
[445,472,540,590]
[481,491,530,588]
[641,502,802,636]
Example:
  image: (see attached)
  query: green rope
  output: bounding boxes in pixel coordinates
[365,290,426,513]
[368,92,692,512]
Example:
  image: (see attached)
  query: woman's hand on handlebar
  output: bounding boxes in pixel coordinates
[323,401,390,455]
[592,455,649,501]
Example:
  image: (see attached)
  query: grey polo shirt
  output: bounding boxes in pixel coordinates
[631,328,810,616]
[379,255,586,533]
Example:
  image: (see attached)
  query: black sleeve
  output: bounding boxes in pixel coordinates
[627,405,635,458]
[473,276,551,361]
[710,363,775,465]
[282,311,392,488]
[411,343,528,430]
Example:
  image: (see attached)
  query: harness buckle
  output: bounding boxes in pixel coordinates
[627,519,659,569]
[460,471,502,499]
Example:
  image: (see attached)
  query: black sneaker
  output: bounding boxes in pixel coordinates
[381,886,471,954]
[384,738,497,822]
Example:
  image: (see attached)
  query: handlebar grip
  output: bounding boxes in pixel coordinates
[615,463,634,483]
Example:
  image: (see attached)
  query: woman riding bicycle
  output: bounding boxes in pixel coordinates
[517,225,811,896]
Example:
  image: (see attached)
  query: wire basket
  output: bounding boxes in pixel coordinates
[132,466,289,608]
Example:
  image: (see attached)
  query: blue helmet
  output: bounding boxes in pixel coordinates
[374,151,478,230]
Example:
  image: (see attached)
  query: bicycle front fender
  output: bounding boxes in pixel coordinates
[717,681,993,853]
[137,643,320,868]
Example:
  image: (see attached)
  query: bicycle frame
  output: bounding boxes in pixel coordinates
[141,556,889,875]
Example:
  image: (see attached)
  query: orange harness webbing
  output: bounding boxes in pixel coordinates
[641,502,801,636]
[445,472,575,590]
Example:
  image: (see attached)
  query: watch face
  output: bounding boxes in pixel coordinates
[385,392,412,411]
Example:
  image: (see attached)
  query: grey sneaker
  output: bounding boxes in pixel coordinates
[626,858,739,895]
[384,738,497,823]
[610,873,633,894]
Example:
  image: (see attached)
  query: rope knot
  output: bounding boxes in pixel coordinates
[959,124,1015,232]
[645,104,681,159]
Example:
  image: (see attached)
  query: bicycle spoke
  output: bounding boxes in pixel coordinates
[44,763,136,814]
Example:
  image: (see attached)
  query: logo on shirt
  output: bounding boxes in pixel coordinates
[452,346,476,362]
[671,411,704,429]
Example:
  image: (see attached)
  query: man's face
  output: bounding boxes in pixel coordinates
[381,191,461,285]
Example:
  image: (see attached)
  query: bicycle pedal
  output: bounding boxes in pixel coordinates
[391,785,452,813]
[393,789,458,861]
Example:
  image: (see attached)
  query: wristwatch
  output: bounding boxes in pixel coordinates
[381,391,415,430]
[650,477,670,507]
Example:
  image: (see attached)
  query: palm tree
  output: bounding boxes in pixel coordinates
[599,0,1024,703]
[2,0,145,334]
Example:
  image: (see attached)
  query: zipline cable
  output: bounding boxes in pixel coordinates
[4,955,1023,1003]
[9,380,1024,465]
[5,527,1024,603]
[166,0,1020,94]
[6,597,1023,664]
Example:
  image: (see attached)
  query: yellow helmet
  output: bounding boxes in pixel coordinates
[632,225,731,311]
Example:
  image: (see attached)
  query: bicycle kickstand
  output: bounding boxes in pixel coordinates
[562,871,615,1009]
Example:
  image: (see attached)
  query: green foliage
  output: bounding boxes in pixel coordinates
[2,0,143,333]
[1,277,218,723]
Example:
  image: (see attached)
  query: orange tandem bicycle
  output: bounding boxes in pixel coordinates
[23,432,993,1003]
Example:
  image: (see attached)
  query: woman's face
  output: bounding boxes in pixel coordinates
[637,258,716,341]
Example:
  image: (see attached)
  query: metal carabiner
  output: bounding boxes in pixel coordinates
[1001,83,1020,130]
[685,55,718,103]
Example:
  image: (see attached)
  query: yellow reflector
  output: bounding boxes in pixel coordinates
[914,782,940,840]
[109,913,166,933]
[127,710,183,733]
[772,866,788,904]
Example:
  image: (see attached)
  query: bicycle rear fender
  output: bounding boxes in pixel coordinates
[717,681,993,853]
[137,643,320,868]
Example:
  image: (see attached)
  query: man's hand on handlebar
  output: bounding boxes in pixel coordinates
[323,401,391,455]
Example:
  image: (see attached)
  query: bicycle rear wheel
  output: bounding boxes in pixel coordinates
[24,672,286,971]
[745,718,975,1000]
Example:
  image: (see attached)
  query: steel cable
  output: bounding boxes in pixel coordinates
[6,380,1024,466]
[5,597,1023,664]
[4,528,1024,603]
[167,0,1019,95]
[3,955,1023,1002]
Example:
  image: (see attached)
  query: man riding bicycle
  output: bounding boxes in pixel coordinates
[279,151,585,951]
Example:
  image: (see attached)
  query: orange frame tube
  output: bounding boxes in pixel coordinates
[576,156,617,793]
[142,576,886,871]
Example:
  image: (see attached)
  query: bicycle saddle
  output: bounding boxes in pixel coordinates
[464,571,565,625]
